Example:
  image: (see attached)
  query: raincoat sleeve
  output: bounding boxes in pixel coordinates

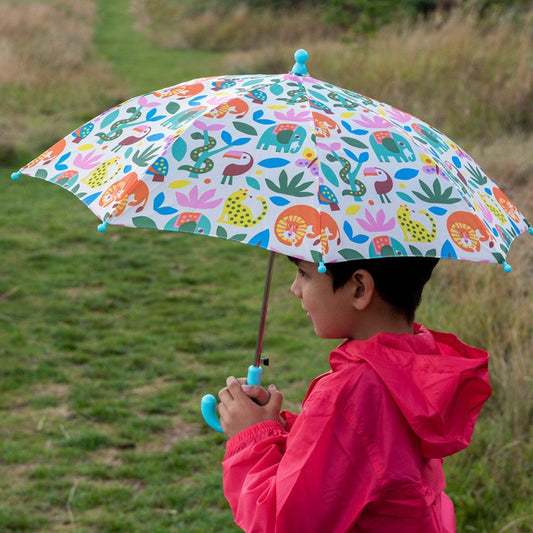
[222,394,378,533]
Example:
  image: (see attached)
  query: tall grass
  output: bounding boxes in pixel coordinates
[0,0,126,161]
[1,1,531,531]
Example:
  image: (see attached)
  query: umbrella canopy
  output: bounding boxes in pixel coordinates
[12,50,531,273]
[12,49,531,431]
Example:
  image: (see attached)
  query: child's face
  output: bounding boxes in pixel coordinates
[290,260,356,339]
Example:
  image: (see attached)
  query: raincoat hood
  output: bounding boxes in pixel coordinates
[332,323,492,458]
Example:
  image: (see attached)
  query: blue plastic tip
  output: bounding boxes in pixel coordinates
[502,261,512,273]
[97,221,108,232]
[11,172,21,181]
[529,226,533,235]
[291,49,309,76]
[318,261,327,274]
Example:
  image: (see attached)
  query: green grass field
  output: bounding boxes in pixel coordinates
[1,0,532,531]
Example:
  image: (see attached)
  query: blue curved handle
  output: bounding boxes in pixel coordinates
[201,394,223,433]
[201,365,263,433]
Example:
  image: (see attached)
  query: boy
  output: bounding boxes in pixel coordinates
[218,257,491,532]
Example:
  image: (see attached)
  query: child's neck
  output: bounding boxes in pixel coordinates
[350,303,414,341]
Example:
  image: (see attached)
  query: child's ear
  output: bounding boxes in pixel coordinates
[351,269,375,311]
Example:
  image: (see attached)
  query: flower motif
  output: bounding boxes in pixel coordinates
[356,209,396,232]
[193,120,225,131]
[274,108,313,122]
[352,115,390,128]
[73,150,103,169]
[175,186,223,210]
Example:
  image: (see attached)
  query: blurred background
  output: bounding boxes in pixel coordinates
[0,0,531,531]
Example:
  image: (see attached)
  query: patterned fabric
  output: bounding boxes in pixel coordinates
[17,70,530,266]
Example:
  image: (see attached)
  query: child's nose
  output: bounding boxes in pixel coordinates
[290,278,300,298]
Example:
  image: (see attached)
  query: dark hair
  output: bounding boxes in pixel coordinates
[290,256,439,322]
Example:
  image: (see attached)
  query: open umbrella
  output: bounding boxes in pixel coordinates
[12,49,531,432]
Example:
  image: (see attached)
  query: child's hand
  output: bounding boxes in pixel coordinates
[218,376,284,438]
[234,377,271,405]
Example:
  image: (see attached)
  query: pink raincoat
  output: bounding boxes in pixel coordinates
[222,324,491,532]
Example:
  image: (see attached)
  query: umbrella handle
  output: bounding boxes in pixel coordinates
[201,364,263,433]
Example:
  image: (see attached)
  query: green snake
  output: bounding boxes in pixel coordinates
[95,110,143,142]
[327,91,360,110]
[178,135,217,175]
[326,153,366,199]
[280,88,308,104]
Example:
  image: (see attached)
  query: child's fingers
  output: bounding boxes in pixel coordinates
[242,384,270,405]
[267,384,283,411]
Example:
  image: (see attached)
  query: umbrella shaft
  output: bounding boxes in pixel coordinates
[254,251,275,368]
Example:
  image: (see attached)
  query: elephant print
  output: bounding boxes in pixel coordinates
[257,123,307,153]
[411,123,449,154]
[275,205,340,254]
[446,211,493,252]
[369,131,415,162]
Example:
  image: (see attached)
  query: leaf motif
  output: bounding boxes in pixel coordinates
[246,177,261,190]
[339,249,365,260]
[320,163,339,187]
[171,137,187,161]
[54,152,71,171]
[233,122,258,136]
[396,191,415,203]
[231,137,251,146]
[133,216,158,230]
[258,158,290,168]
[82,192,100,206]
[395,168,419,181]
[270,196,291,206]
[153,192,178,215]
[253,110,275,125]
[221,130,232,145]
[165,102,180,114]
[341,136,368,149]
[216,226,228,239]
[100,109,120,129]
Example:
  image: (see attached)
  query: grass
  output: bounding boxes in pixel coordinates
[1,0,532,531]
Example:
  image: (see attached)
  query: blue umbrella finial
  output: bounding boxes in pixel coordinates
[11,172,21,181]
[502,260,512,273]
[97,220,109,232]
[291,49,309,76]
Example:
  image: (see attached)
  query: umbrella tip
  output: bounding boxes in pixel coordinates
[528,225,533,236]
[97,220,108,232]
[318,261,327,274]
[291,49,309,76]
[502,261,512,273]
[11,172,21,181]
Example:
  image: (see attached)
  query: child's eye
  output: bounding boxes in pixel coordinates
[298,268,308,278]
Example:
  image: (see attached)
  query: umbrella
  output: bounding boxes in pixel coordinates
[12,49,531,432]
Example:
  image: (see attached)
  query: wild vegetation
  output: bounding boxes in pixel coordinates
[0,0,531,531]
